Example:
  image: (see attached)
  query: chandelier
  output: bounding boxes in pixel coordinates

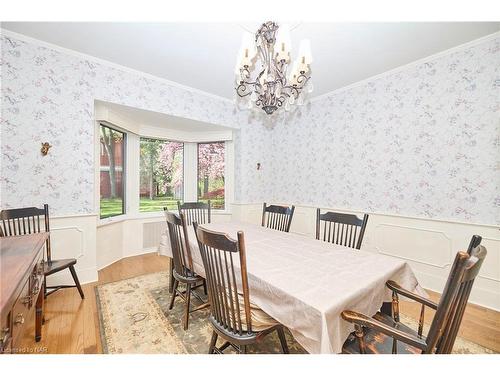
[235,21,313,115]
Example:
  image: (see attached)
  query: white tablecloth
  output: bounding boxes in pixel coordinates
[158,221,426,354]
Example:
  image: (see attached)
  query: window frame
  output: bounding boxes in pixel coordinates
[197,141,226,210]
[99,123,127,219]
[138,136,185,213]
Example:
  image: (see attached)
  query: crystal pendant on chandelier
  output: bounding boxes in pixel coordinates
[235,21,313,115]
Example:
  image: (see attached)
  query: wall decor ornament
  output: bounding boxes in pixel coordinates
[41,142,52,156]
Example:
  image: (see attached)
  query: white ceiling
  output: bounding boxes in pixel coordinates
[2,22,499,99]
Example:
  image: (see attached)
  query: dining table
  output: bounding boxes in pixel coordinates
[158,220,426,354]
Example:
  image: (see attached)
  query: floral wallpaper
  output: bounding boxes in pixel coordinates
[1,32,499,224]
[233,118,274,203]
[0,33,250,215]
[267,36,499,225]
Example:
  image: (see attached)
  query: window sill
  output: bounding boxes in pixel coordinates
[97,214,130,227]
[97,209,233,226]
[133,209,233,219]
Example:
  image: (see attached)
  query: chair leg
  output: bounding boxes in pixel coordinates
[240,345,248,354]
[169,279,179,310]
[354,324,366,354]
[219,341,231,351]
[203,279,207,295]
[43,275,47,300]
[69,265,85,299]
[183,283,192,330]
[208,331,218,354]
[277,326,289,354]
[168,259,174,293]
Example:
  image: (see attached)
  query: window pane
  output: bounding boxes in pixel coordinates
[198,142,225,210]
[140,138,183,212]
[100,125,126,218]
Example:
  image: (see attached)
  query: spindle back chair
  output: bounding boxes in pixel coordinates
[177,200,211,226]
[165,211,208,330]
[1,205,51,256]
[316,209,369,249]
[0,204,84,299]
[194,223,289,354]
[261,203,295,233]
[341,238,487,354]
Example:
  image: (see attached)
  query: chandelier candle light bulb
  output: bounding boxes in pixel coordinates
[298,39,313,64]
[235,21,312,115]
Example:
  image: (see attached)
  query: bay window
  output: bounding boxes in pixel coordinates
[97,118,229,219]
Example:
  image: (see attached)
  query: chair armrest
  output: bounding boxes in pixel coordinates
[341,310,428,351]
[386,280,438,310]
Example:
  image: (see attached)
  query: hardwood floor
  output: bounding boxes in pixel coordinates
[31,252,499,354]
[400,290,500,352]
[32,252,169,354]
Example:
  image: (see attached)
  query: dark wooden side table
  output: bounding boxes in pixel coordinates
[0,233,47,354]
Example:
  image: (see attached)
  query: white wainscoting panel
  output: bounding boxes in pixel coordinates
[96,212,234,270]
[478,237,500,282]
[373,224,452,268]
[143,221,166,250]
[50,227,85,260]
[97,220,124,270]
[45,214,98,286]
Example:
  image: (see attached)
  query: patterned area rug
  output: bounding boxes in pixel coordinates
[95,271,495,354]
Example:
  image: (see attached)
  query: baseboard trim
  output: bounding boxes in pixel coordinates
[97,248,159,272]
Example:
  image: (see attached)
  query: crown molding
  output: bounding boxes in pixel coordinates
[0,28,234,105]
[310,31,500,103]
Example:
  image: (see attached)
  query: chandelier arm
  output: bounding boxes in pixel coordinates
[276,96,286,107]
[236,83,253,97]
[282,85,301,99]
[276,61,287,82]
[295,73,310,87]
[239,79,260,86]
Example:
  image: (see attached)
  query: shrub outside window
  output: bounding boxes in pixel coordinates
[197,142,225,210]
[139,138,184,212]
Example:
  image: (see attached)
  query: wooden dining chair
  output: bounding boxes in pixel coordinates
[177,200,211,226]
[0,204,84,299]
[193,223,289,354]
[341,237,487,354]
[315,209,369,249]
[165,211,208,330]
[261,203,295,233]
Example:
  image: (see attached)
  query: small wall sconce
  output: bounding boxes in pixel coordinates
[257,162,261,170]
[41,142,52,156]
